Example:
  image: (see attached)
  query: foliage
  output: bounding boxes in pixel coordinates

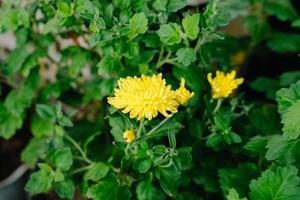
[0,0,300,199]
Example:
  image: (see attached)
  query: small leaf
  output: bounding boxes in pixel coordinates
[51,148,73,171]
[176,47,196,66]
[54,179,75,200]
[157,23,182,45]
[182,14,200,40]
[84,162,110,182]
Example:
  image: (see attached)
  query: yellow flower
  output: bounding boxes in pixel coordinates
[123,129,135,143]
[107,74,180,120]
[175,78,194,104]
[207,70,244,99]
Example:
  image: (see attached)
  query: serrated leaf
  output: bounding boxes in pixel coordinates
[157,23,182,45]
[54,179,75,200]
[176,47,196,66]
[249,165,300,200]
[84,162,110,182]
[128,12,148,40]
[182,14,200,40]
[281,101,300,140]
[51,148,73,171]
[226,188,247,200]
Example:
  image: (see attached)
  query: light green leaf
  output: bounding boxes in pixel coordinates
[128,12,148,40]
[157,23,182,45]
[0,105,23,139]
[21,138,47,168]
[281,101,300,140]
[265,0,298,21]
[182,14,200,40]
[25,169,53,194]
[226,188,247,200]
[31,115,54,138]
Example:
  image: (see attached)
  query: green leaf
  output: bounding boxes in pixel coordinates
[153,0,168,11]
[128,12,148,40]
[21,138,47,168]
[168,0,187,12]
[265,0,298,21]
[51,148,73,171]
[176,47,196,67]
[267,33,300,53]
[250,77,279,99]
[182,14,200,40]
[292,19,300,28]
[25,169,53,194]
[4,86,34,116]
[0,105,23,139]
[157,23,182,45]
[276,81,300,115]
[249,165,300,200]
[227,188,247,200]
[244,136,269,155]
[5,46,30,75]
[84,162,110,182]
[266,135,300,165]
[279,71,300,87]
[281,101,300,140]
[97,54,121,76]
[219,163,258,197]
[136,181,156,200]
[54,179,75,200]
[159,169,177,197]
[36,104,56,121]
[108,114,132,142]
[138,159,152,173]
[31,115,54,138]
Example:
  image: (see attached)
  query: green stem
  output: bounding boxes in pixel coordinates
[137,118,145,138]
[146,116,172,136]
[64,134,93,165]
[70,164,94,175]
[212,99,223,114]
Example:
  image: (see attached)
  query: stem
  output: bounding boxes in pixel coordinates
[70,164,94,175]
[212,99,223,114]
[194,37,202,52]
[137,118,145,138]
[146,116,172,136]
[64,134,93,165]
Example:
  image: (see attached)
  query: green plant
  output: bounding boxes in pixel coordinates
[0,0,300,199]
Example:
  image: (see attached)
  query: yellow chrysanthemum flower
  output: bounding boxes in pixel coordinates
[123,129,135,143]
[207,70,244,99]
[175,78,195,104]
[108,74,182,120]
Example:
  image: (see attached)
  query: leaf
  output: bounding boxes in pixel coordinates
[4,86,34,116]
[267,33,300,53]
[250,77,279,99]
[157,23,182,45]
[168,0,187,12]
[51,148,73,171]
[136,181,156,200]
[5,46,30,75]
[31,115,54,138]
[97,54,121,76]
[266,135,300,165]
[84,162,110,182]
[159,169,178,197]
[281,101,300,140]
[176,47,196,67]
[219,163,258,197]
[54,179,75,200]
[279,71,300,87]
[244,135,269,155]
[0,105,23,139]
[182,14,200,40]
[21,138,47,168]
[276,80,300,117]
[153,0,168,11]
[128,12,148,40]
[36,104,56,121]
[249,165,300,200]
[265,0,298,21]
[108,114,132,142]
[25,169,53,194]
[138,159,152,173]
[227,188,247,200]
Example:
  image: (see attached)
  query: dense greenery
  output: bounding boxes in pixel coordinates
[0,0,300,199]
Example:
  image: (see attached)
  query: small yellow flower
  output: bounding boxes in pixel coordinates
[123,129,135,143]
[207,70,244,99]
[108,74,180,120]
[175,78,194,104]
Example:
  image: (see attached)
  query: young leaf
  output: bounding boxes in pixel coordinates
[226,188,247,200]
[128,12,148,40]
[176,47,196,67]
[157,23,182,45]
[182,14,200,40]
[25,169,54,194]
